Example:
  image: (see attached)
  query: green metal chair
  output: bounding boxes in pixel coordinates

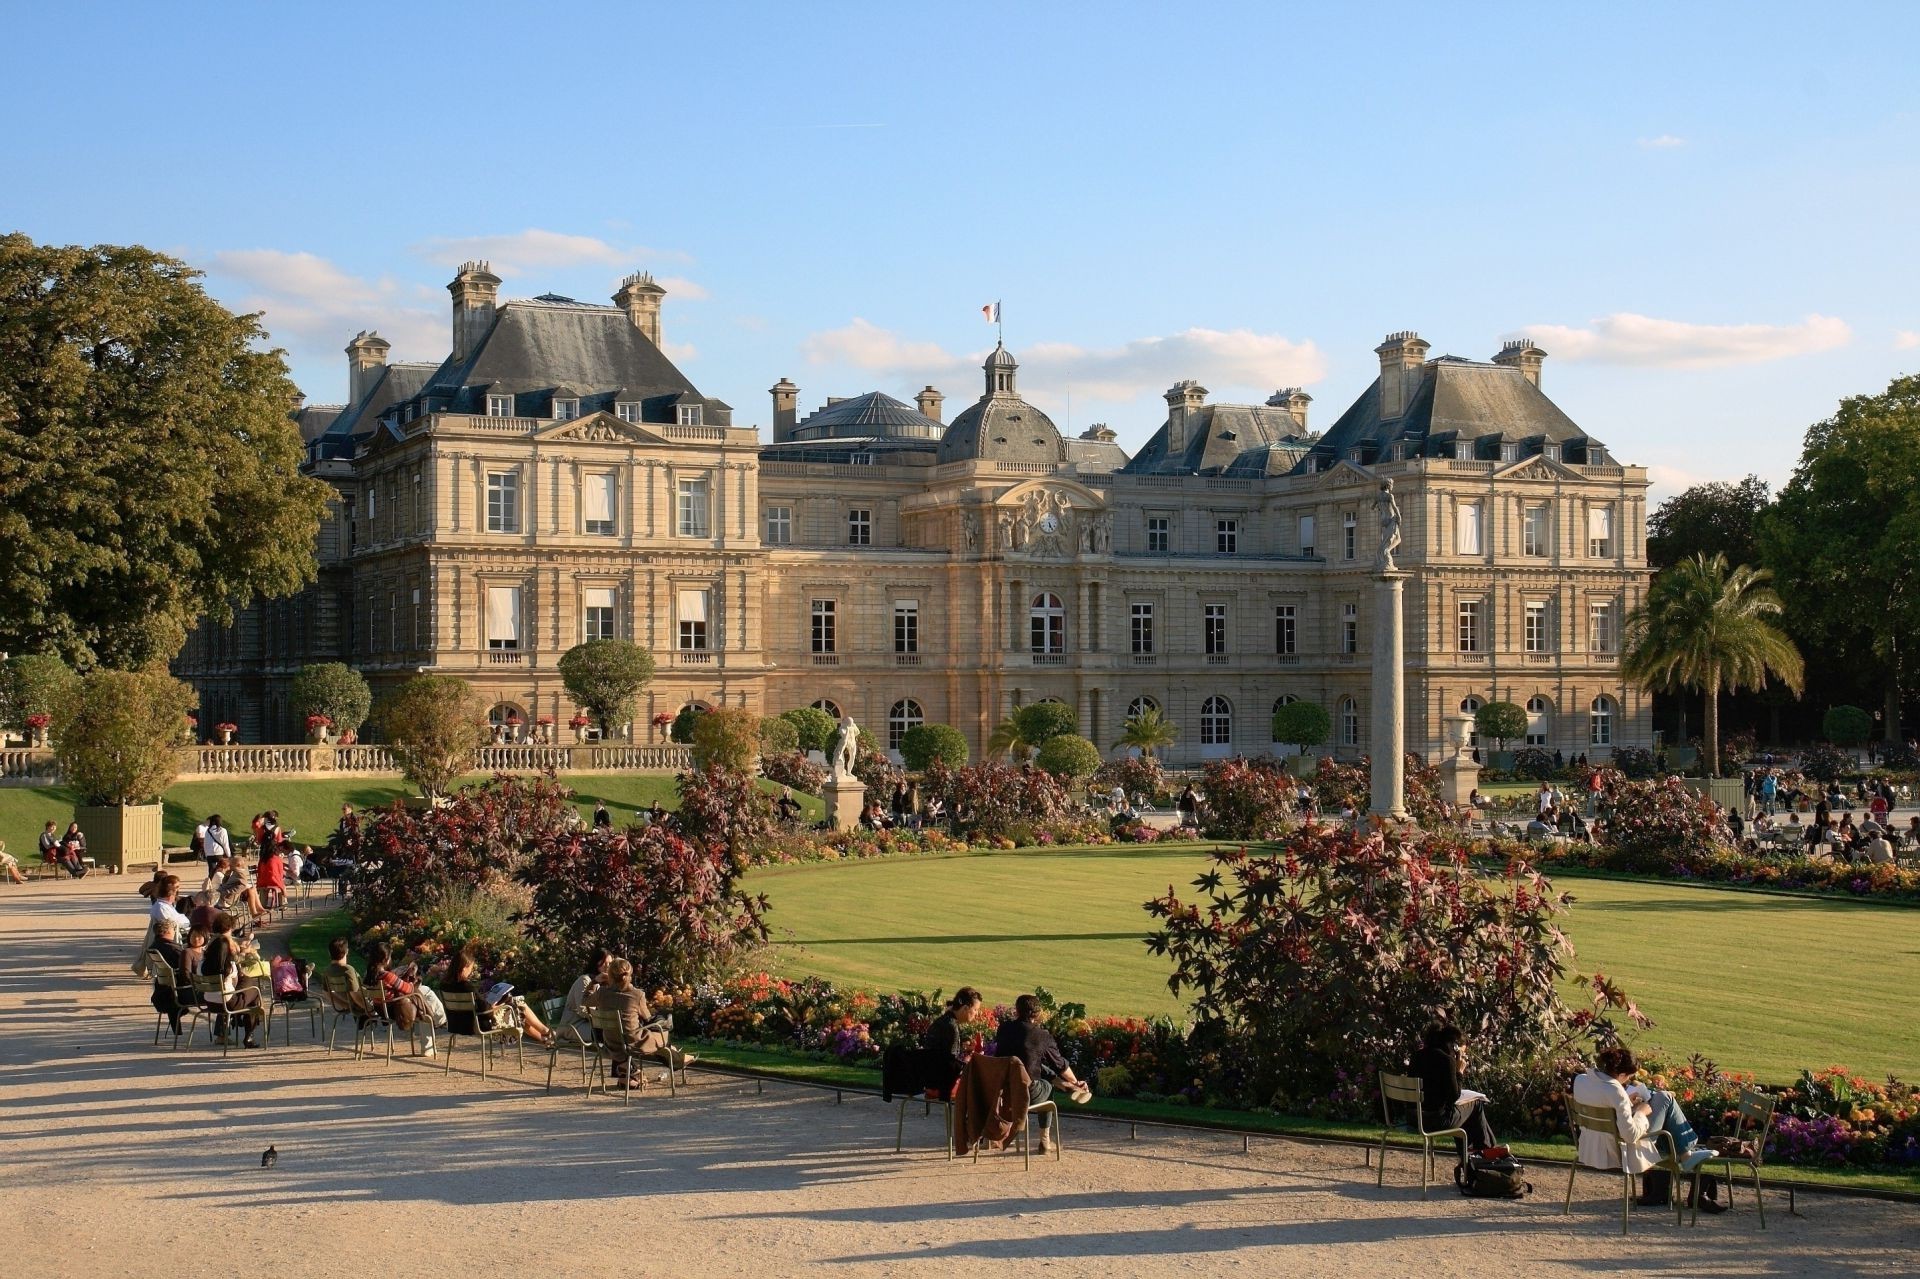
[1374,1072,1468,1197]
[1714,1088,1785,1227]
[440,990,525,1081]
[1564,1097,1707,1233]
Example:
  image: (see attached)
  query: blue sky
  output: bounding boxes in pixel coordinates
[7,2,1918,498]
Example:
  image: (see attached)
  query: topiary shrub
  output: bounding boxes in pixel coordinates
[900,722,969,772]
[1823,705,1874,748]
[1270,700,1331,756]
[557,640,655,738]
[288,662,373,736]
[1610,746,1657,779]
[1034,733,1101,781]
[1512,747,1557,781]
[779,706,836,754]
[670,703,704,744]
[758,714,799,754]
[373,674,488,798]
[1475,701,1530,750]
[1013,700,1078,746]
[691,706,761,773]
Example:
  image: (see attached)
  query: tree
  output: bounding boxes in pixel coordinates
[779,706,836,754]
[0,234,331,668]
[0,653,78,733]
[758,714,799,754]
[1822,704,1873,748]
[1474,701,1529,751]
[1760,375,1920,741]
[900,722,969,772]
[690,706,760,773]
[1269,700,1331,756]
[1623,553,1805,777]
[557,639,655,738]
[1034,733,1101,780]
[52,667,196,806]
[1646,476,1772,570]
[373,674,488,798]
[1114,704,1180,759]
[986,716,1034,761]
[1013,700,1078,746]
[669,704,703,744]
[287,662,372,735]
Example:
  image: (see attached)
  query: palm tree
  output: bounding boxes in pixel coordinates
[986,716,1032,761]
[1622,553,1804,776]
[1113,705,1180,759]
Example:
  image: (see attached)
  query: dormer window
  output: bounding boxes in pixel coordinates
[677,404,703,427]
[615,402,640,423]
[1544,442,1561,461]
[1500,441,1521,462]
[487,394,512,418]
[554,397,580,421]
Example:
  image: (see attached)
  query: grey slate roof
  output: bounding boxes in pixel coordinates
[294,404,343,444]
[1306,358,1600,467]
[1063,435,1129,472]
[309,363,440,460]
[1121,403,1315,476]
[938,395,1067,465]
[790,391,943,444]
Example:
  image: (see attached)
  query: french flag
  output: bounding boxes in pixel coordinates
[982,301,1000,323]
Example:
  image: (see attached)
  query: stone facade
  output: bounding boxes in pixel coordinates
[175,268,1652,764]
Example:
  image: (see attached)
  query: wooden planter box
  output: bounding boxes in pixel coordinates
[74,803,164,875]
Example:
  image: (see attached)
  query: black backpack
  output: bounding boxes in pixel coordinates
[1456,1150,1531,1199]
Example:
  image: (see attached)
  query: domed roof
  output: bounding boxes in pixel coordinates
[985,342,1019,369]
[789,391,942,443]
[938,343,1067,465]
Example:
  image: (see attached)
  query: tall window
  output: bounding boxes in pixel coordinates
[1456,500,1484,555]
[1588,505,1615,557]
[1590,695,1615,746]
[1215,519,1238,554]
[1461,695,1483,747]
[677,588,709,650]
[677,477,709,537]
[1298,514,1316,557]
[1458,599,1482,653]
[584,472,617,536]
[1274,604,1297,655]
[485,585,521,650]
[1525,601,1549,653]
[1200,695,1232,746]
[486,471,519,533]
[583,587,616,641]
[1343,511,1357,560]
[1523,505,1550,557]
[1146,516,1170,554]
[893,600,919,654]
[1589,600,1616,653]
[1203,604,1228,656]
[1339,696,1360,747]
[810,599,837,654]
[847,508,871,546]
[1130,602,1154,655]
[486,394,512,418]
[1270,694,1297,741]
[887,699,924,752]
[1526,695,1551,747]
[1342,602,1358,653]
[765,505,792,545]
[810,698,842,719]
[1030,592,1064,655]
[677,404,704,427]
[553,397,580,421]
[1127,695,1159,720]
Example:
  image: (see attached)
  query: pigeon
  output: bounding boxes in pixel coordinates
[261,1145,277,1168]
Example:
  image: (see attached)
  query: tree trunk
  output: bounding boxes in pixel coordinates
[1702,671,1722,778]
[1886,676,1903,744]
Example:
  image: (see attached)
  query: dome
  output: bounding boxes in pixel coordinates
[985,343,1019,369]
[789,391,942,443]
[938,397,1065,465]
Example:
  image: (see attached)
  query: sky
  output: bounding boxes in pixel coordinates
[6,2,1918,500]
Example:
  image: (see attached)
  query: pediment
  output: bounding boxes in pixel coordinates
[992,476,1108,509]
[1494,454,1583,482]
[1311,459,1379,489]
[533,412,670,446]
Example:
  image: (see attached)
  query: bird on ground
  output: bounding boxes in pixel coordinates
[261,1145,277,1168]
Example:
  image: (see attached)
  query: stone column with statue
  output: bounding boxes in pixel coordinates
[1369,479,1412,822]
[821,713,867,831]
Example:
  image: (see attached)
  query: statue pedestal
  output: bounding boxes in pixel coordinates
[1370,571,1410,821]
[822,778,867,831]
[1440,753,1481,810]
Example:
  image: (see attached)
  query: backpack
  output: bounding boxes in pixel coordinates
[1455,1149,1530,1199]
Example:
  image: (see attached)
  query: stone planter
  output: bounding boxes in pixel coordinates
[74,803,164,874]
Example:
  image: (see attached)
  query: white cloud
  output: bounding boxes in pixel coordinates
[1512,313,1851,369]
[1895,330,1920,350]
[661,341,699,363]
[654,275,709,302]
[204,249,445,369]
[410,228,691,276]
[1637,134,1687,149]
[800,319,1325,400]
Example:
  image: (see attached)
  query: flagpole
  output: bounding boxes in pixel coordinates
[997,300,1003,346]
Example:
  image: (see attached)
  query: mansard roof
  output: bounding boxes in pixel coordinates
[309,363,440,461]
[1121,403,1315,476]
[1307,357,1601,467]
[790,391,943,443]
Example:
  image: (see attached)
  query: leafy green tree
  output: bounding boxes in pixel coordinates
[900,722,969,772]
[0,653,79,733]
[1269,700,1331,756]
[691,706,761,773]
[1035,733,1101,780]
[1623,553,1805,777]
[1646,476,1772,571]
[986,716,1034,761]
[52,667,196,805]
[0,234,331,667]
[288,662,372,734]
[557,639,655,738]
[1013,700,1078,746]
[1114,704,1180,759]
[1474,701,1529,751]
[670,704,703,744]
[758,714,799,754]
[779,706,836,754]
[1760,375,1920,740]
[373,674,488,798]
[1822,704,1873,747]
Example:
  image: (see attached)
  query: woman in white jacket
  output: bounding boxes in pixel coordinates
[1571,1045,1723,1212]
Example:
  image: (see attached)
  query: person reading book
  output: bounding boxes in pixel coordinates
[1409,1022,1497,1165]
[441,942,554,1046]
[1572,1045,1724,1211]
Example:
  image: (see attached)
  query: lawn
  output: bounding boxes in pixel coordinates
[751,846,1920,1084]
[0,772,819,859]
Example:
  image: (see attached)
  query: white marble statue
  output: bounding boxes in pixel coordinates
[1376,478,1402,572]
[828,714,861,782]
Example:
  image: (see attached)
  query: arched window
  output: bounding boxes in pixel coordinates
[1200,695,1232,747]
[1126,695,1160,720]
[489,702,527,741]
[1270,694,1297,740]
[1460,695,1483,746]
[1340,696,1360,747]
[1030,592,1064,656]
[810,698,842,719]
[1590,695,1615,747]
[1525,695,1553,747]
[887,698,924,752]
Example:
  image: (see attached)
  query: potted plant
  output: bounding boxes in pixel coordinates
[54,668,195,873]
[304,712,335,744]
[536,714,555,744]
[289,663,373,748]
[651,710,674,741]
[215,721,238,745]
[183,713,199,746]
[568,713,591,741]
[505,711,524,744]
[24,712,51,750]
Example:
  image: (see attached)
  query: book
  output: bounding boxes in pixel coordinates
[1456,1088,1488,1106]
[483,980,514,1006]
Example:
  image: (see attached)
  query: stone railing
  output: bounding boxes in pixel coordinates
[1,741,691,786]
[1,748,60,783]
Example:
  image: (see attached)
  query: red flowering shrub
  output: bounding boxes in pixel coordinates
[1092,755,1166,805]
[1597,771,1733,871]
[923,759,1071,840]
[675,765,778,865]
[760,749,826,795]
[851,739,905,792]
[1309,753,1452,825]
[1198,757,1295,839]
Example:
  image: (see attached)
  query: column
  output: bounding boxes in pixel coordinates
[1371,571,1409,821]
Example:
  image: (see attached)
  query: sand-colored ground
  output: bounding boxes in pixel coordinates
[3,878,1914,1278]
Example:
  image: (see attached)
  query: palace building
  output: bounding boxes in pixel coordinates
[175,264,1653,765]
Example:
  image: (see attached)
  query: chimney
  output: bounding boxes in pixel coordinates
[448,261,502,364]
[1164,380,1209,456]
[1374,330,1430,420]
[613,271,667,346]
[1266,386,1313,430]
[1492,338,1547,387]
[915,385,944,424]
[770,377,798,443]
[345,330,390,407]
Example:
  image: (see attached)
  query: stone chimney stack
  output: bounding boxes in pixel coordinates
[448,261,502,364]
[915,385,944,424]
[770,378,799,443]
[345,330,391,407]
[1266,386,1313,430]
[613,271,667,346]
[1164,380,1209,457]
[1492,338,1547,387]
[1374,331,1431,421]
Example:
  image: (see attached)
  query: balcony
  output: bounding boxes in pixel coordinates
[812,653,839,666]
[1031,652,1066,666]
[895,653,920,666]
[1132,653,1156,666]
[676,650,713,665]
[1206,653,1231,665]
[1274,654,1299,664]
[486,650,524,665]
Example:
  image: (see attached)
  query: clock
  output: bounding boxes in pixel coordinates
[1038,513,1060,534]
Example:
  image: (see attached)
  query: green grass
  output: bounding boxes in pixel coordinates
[0,772,820,860]
[750,846,1920,1083]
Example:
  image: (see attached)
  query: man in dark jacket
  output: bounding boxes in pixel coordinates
[992,994,1092,1154]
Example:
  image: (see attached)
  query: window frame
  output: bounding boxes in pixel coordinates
[677,476,710,538]
[1274,603,1297,655]
[846,508,872,546]
[1457,598,1483,653]
[1029,592,1065,656]
[1145,515,1170,554]
[1215,518,1238,555]
[1524,600,1549,653]
[485,470,520,534]
[764,505,792,546]
[1203,603,1229,656]
[1129,601,1155,655]
[893,601,919,654]
[1199,695,1233,747]
[810,598,837,654]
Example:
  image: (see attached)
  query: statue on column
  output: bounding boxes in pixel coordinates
[827,714,861,782]
[1375,478,1402,572]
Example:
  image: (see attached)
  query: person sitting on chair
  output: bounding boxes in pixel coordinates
[1572,1045,1723,1212]
[256,842,288,913]
[587,958,686,1085]
[201,911,265,1049]
[366,943,433,1056]
[441,941,554,1046]
[992,994,1092,1156]
[1410,1022,1497,1166]
[57,822,89,877]
[0,841,24,885]
[149,919,191,1038]
[921,987,984,1098]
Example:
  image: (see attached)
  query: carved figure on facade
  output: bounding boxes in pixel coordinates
[962,511,979,551]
